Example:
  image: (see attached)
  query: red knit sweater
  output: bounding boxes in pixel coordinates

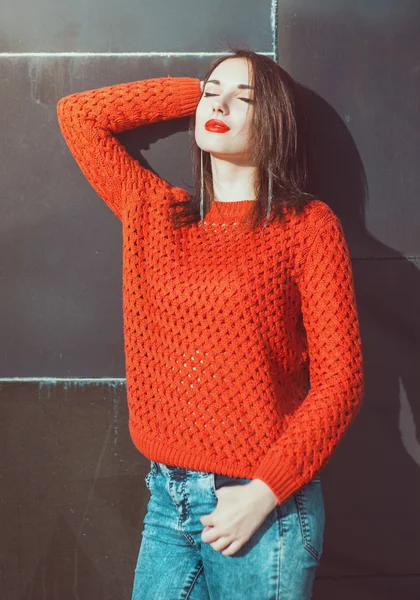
[57,76,364,505]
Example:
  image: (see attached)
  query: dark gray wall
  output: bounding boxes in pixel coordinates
[1,1,419,598]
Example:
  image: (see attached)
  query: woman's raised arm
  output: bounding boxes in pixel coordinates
[57,77,202,220]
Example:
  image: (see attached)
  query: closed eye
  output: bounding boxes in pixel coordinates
[203,92,253,103]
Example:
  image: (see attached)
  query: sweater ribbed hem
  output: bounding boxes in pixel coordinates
[129,421,256,477]
[129,421,304,506]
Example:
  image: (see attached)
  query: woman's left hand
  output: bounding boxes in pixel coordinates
[200,479,278,556]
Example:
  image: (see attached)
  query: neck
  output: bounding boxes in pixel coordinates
[210,154,257,202]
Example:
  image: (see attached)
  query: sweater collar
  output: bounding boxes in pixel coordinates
[203,199,256,225]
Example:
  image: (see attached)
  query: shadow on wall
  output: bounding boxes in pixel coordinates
[304,84,420,580]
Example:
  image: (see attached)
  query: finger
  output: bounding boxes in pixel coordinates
[221,539,243,556]
[202,526,222,543]
[200,513,214,526]
[210,535,235,552]
[201,525,214,538]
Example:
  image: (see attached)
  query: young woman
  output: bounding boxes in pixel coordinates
[57,45,364,600]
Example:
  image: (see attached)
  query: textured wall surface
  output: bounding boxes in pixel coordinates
[1,0,419,598]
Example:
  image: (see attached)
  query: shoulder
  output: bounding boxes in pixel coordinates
[287,199,339,229]
[285,199,342,243]
[283,200,345,272]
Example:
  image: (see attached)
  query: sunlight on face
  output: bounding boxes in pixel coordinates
[195,57,255,162]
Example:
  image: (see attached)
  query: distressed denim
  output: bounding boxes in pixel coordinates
[131,461,325,600]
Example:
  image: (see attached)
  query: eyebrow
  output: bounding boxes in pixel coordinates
[205,79,254,90]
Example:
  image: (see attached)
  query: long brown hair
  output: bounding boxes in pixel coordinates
[168,43,318,231]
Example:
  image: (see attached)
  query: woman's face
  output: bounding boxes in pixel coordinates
[195,57,255,165]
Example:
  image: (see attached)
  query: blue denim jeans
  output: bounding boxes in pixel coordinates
[131,461,325,600]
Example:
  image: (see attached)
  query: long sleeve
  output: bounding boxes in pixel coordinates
[253,213,364,504]
[57,76,202,220]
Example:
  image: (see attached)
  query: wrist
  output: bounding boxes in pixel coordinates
[248,478,278,513]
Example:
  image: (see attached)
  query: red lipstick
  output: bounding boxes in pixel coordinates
[205,119,230,133]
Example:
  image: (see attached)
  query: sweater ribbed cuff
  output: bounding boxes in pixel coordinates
[253,458,303,506]
[173,78,202,117]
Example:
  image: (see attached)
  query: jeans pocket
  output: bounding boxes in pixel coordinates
[210,472,252,502]
[294,478,325,563]
[144,460,159,491]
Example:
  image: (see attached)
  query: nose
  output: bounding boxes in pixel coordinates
[211,99,228,115]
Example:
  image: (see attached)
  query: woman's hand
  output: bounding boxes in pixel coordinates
[200,479,278,556]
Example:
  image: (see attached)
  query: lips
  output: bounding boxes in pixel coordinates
[205,119,230,133]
